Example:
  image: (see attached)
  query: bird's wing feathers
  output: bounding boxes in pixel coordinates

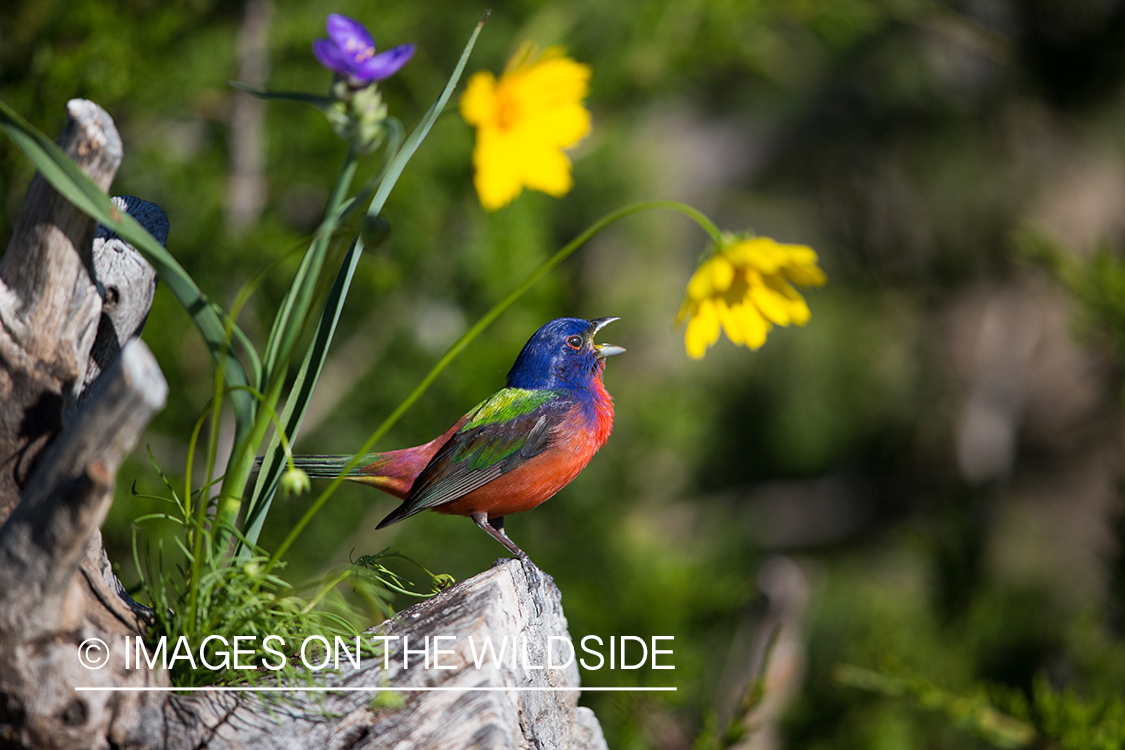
[377,388,569,526]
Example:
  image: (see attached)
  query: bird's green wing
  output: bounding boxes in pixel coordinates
[376,388,569,527]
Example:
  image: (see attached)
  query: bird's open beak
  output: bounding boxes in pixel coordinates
[588,317,626,359]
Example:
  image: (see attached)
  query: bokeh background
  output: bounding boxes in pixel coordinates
[5,0,1125,747]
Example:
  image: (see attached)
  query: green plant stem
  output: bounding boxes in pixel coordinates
[264,199,721,570]
[243,9,486,527]
[212,151,359,541]
[188,320,230,620]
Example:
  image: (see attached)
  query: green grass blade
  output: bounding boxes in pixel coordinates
[241,236,365,548]
[227,82,332,109]
[0,99,117,219]
[259,155,357,390]
[242,16,485,550]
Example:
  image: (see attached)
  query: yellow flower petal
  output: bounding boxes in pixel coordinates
[459,71,498,126]
[461,45,591,211]
[717,298,743,345]
[516,57,591,144]
[472,131,525,211]
[686,258,716,301]
[685,298,720,359]
[520,144,574,196]
[734,302,770,349]
[709,255,735,293]
[783,262,827,287]
[749,273,794,326]
[675,299,692,326]
[725,238,781,273]
[686,255,735,301]
[765,274,812,325]
[685,325,708,359]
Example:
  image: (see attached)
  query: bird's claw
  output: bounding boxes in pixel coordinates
[518,557,544,615]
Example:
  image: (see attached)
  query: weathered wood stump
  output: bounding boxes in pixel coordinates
[189,560,609,750]
[0,100,608,750]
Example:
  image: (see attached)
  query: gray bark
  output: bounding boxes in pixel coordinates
[0,100,608,750]
[172,561,609,750]
[0,99,114,525]
[69,195,162,418]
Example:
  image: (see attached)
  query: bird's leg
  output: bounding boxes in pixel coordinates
[488,515,509,537]
[475,513,542,607]
[472,512,529,561]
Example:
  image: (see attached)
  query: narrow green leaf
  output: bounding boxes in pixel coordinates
[132,513,186,525]
[228,81,332,109]
[242,236,365,548]
[260,156,357,390]
[246,17,485,552]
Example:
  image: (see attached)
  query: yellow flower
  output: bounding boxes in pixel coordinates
[678,236,827,359]
[460,44,591,211]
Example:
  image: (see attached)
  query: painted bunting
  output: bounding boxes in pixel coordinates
[287,317,624,559]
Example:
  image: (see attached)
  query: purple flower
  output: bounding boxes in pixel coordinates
[313,14,415,84]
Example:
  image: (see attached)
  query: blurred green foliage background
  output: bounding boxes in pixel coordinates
[6,0,1125,747]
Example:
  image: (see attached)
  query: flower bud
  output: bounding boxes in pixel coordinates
[361,214,391,250]
[280,467,311,496]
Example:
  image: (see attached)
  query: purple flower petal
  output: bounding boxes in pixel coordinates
[326,14,375,53]
[312,38,350,76]
[355,43,416,81]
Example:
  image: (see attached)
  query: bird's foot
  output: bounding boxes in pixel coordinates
[516,555,544,614]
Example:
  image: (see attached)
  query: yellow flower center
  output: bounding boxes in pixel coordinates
[497,95,519,130]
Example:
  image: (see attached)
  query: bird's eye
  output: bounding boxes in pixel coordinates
[566,335,583,350]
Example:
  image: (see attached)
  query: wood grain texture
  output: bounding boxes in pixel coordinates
[0,99,118,524]
[0,341,170,750]
[0,100,172,750]
[69,195,163,418]
[173,560,610,750]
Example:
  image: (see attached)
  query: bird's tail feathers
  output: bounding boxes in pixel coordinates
[375,500,425,529]
[252,453,383,479]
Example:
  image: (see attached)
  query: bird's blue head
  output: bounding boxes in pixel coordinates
[506,317,625,391]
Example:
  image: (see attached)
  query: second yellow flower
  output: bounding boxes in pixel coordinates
[679,236,827,359]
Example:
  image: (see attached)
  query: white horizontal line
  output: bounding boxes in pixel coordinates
[74,686,675,693]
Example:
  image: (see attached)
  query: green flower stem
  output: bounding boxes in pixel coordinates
[189,313,231,620]
[262,154,360,385]
[212,151,359,541]
[239,17,487,556]
[264,199,721,570]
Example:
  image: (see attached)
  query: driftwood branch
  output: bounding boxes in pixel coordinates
[0,100,118,525]
[167,561,608,750]
[1,340,167,617]
[0,341,170,750]
[70,195,163,417]
[0,99,172,750]
[0,99,608,750]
